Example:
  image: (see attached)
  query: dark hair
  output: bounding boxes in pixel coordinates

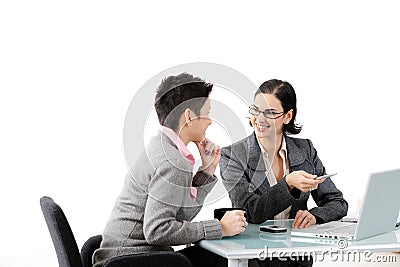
[254,79,302,135]
[155,73,213,130]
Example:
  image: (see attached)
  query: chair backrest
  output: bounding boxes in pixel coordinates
[81,235,102,267]
[40,196,83,267]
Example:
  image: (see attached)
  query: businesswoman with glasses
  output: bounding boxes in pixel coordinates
[219,79,348,267]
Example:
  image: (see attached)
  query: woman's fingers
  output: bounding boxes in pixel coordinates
[292,210,316,228]
[206,143,215,155]
[297,170,317,179]
[223,210,247,235]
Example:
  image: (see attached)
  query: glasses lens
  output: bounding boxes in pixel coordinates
[266,111,284,119]
[264,111,275,119]
[249,107,259,116]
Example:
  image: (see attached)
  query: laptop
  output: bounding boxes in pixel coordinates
[291,168,400,240]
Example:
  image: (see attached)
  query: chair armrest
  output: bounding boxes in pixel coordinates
[81,235,102,267]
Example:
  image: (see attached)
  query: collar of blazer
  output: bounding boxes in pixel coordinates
[247,132,306,172]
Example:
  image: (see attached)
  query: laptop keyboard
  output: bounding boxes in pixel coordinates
[324,224,356,235]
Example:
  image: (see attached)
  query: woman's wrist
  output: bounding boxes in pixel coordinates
[220,221,227,237]
[285,174,295,190]
[202,166,216,176]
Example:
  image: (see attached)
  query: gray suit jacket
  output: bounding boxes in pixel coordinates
[220,132,348,224]
[93,132,221,266]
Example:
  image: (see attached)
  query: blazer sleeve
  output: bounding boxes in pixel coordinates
[192,168,219,205]
[307,139,349,222]
[220,146,300,224]
[143,161,221,246]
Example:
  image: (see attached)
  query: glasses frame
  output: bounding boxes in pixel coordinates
[248,106,285,119]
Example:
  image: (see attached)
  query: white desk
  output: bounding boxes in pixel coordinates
[198,220,400,267]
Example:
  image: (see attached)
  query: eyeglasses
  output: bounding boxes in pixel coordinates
[249,106,285,119]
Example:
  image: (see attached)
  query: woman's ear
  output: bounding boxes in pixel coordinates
[283,109,293,124]
[184,109,192,125]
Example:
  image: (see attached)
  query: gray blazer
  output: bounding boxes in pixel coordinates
[93,132,221,267]
[220,132,348,224]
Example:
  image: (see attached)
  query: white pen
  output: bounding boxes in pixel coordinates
[315,173,337,180]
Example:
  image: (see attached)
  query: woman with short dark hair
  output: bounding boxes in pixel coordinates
[94,73,246,267]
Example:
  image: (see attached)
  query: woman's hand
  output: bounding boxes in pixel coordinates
[220,210,247,237]
[194,138,220,176]
[285,170,324,192]
[292,210,316,228]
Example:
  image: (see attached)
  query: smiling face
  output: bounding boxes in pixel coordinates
[250,93,293,139]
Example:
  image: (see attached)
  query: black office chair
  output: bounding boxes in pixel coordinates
[40,196,191,267]
[81,235,102,267]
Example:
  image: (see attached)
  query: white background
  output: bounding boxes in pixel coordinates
[1,1,400,266]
